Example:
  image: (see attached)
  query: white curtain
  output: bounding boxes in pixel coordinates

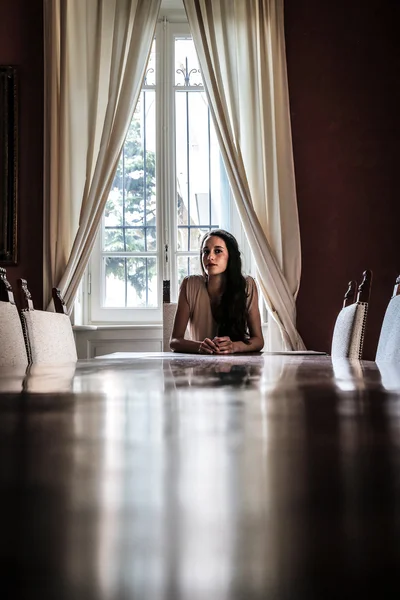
[43,0,161,310]
[183,0,305,350]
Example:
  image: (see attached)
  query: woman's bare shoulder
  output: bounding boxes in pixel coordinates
[245,276,259,307]
[184,274,205,288]
[245,275,257,289]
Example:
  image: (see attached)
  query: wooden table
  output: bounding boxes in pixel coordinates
[1,353,400,598]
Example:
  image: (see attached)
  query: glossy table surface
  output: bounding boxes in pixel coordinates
[1,352,400,599]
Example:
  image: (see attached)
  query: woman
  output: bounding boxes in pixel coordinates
[170,229,264,354]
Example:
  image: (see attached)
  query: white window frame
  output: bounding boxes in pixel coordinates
[84,18,254,326]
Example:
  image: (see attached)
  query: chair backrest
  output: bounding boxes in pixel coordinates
[163,302,177,352]
[331,270,372,359]
[163,279,176,352]
[376,275,400,362]
[343,280,357,308]
[18,279,77,364]
[0,268,29,367]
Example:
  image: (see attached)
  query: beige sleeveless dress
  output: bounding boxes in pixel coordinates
[184,275,258,342]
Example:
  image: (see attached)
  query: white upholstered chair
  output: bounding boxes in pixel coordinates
[331,270,372,359]
[0,268,28,367]
[376,275,400,362]
[18,279,77,364]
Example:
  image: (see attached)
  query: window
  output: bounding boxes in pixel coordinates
[87,20,251,325]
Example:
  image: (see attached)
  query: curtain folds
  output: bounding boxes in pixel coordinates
[43,0,161,311]
[182,0,305,350]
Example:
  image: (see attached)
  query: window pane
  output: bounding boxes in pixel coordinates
[146,226,157,252]
[175,37,202,86]
[177,255,201,286]
[190,227,208,251]
[126,257,158,307]
[124,199,144,227]
[176,226,210,255]
[104,228,124,252]
[104,189,123,227]
[104,257,158,308]
[125,228,145,252]
[104,257,126,307]
[146,201,157,228]
[177,226,188,251]
[194,192,210,227]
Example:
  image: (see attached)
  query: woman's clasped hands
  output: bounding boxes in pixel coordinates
[198,336,235,355]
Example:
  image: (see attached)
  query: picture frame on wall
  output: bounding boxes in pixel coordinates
[0,66,18,264]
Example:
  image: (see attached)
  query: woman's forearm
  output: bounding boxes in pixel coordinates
[232,337,264,353]
[170,337,201,354]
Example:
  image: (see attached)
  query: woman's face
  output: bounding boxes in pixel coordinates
[201,235,229,276]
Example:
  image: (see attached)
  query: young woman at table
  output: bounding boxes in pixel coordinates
[170,229,264,354]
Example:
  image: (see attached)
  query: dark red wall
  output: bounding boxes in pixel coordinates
[0,0,43,308]
[0,0,399,358]
[285,0,400,359]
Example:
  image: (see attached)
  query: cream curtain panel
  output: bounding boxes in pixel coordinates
[43,0,161,310]
[183,0,305,350]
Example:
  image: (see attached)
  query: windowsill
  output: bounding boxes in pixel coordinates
[74,322,267,331]
[73,324,162,331]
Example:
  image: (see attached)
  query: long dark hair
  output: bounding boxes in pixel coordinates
[200,229,249,343]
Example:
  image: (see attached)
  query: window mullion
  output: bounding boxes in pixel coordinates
[186,87,190,253]
[164,21,179,301]
[159,20,170,288]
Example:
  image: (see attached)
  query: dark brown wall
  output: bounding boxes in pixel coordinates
[285,0,400,359]
[0,0,43,308]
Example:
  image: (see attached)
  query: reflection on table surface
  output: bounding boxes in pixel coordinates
[1,353,400,599]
